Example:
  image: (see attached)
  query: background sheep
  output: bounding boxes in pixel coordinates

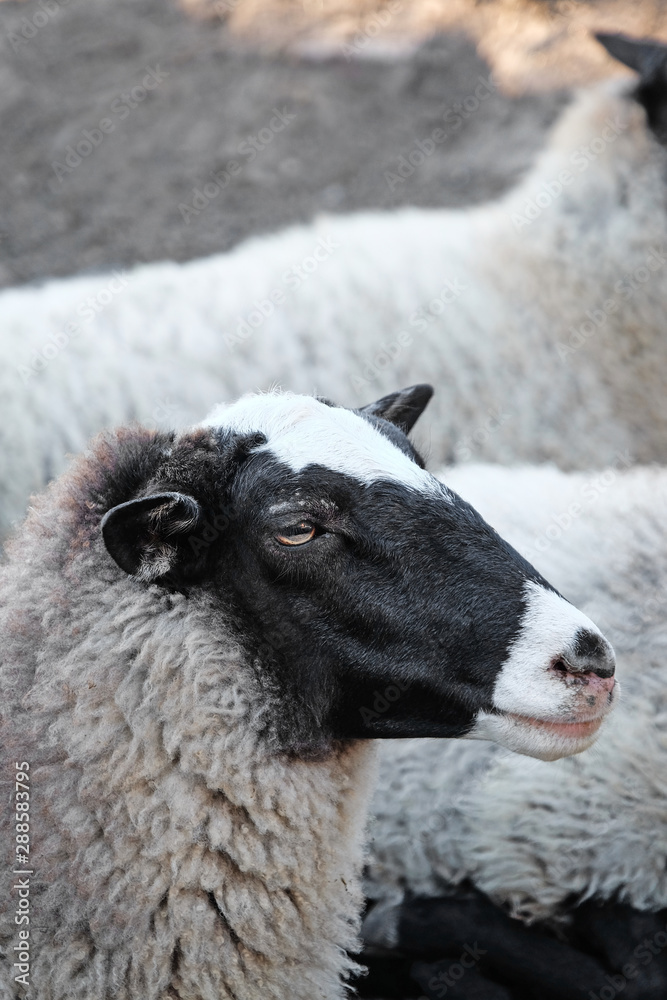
[363,460,667,998]
[0,387,614,1000]
[3,33,667,539]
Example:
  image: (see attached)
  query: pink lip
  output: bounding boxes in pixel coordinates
[508,713,604,740]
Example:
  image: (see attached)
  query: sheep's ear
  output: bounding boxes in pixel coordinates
[595,32,667,79]
[595,33,667,141]
[360,384,434,433]
[101,492,202,580]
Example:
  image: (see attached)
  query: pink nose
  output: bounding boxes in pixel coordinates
[550,658,616,696]
[573,674,616,695]
[578,671,616,696]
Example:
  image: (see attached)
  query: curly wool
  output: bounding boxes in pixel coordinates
[0,434,378,1000]
[3,77,667,536]
[366,464,667,924]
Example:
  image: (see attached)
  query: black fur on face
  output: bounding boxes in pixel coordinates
[217,456,550,751]
[100,388,554,755]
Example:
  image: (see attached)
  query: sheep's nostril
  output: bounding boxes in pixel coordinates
[551,659,569,677]
[550,658,591,687]
[550,647,616,689]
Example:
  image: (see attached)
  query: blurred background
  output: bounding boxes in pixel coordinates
[2,0,666,292]
[4,4,667,1000]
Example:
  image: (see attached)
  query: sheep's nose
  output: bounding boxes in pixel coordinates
[572,628,616,677]
[551,628,616,691]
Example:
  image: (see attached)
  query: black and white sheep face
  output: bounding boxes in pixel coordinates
[102,388,616,761]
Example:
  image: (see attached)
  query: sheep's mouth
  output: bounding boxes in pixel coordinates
[468,701,614,760]
[505,712,604,741]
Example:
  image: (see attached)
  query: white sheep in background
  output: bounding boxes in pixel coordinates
[0,387,615,1000]
[365,460,667,939]
[3,32,667,538]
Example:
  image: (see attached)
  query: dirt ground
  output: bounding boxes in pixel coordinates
[2,0,667,291]
[193,0,667,91]
[0,0,632,291]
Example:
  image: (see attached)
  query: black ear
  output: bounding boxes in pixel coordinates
[595,32,667,78]
[101,492,202,580]
[595,32,667,140]
[360,384,434,434]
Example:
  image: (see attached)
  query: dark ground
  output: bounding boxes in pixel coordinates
[0,0,571,290]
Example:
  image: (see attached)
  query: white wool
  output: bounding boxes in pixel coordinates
[0,428,380,1000]
[0,395,626,997]
[367,466,667,919]
[366,464,667,922]
[3,78,667,536]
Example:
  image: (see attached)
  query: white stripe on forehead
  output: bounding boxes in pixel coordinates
[200,393,440,493]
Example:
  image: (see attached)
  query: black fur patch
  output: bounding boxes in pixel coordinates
[359,891,667,1000]
[99,424,554,752]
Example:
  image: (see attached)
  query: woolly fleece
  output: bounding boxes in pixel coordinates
[366,463,667,923]
[3,79,667,537]
[0,428,378,1000]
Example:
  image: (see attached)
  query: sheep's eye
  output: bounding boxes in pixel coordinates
[275,522,317,546]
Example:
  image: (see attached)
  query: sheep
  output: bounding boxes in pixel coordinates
[3,32,667,539]
[363,460,667,988]
[361,885,667,1000]
[0,385,618,1000]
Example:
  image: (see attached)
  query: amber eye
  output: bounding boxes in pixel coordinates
[275,522,317,546]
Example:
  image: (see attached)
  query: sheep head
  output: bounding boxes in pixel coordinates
[100,387,617,761]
